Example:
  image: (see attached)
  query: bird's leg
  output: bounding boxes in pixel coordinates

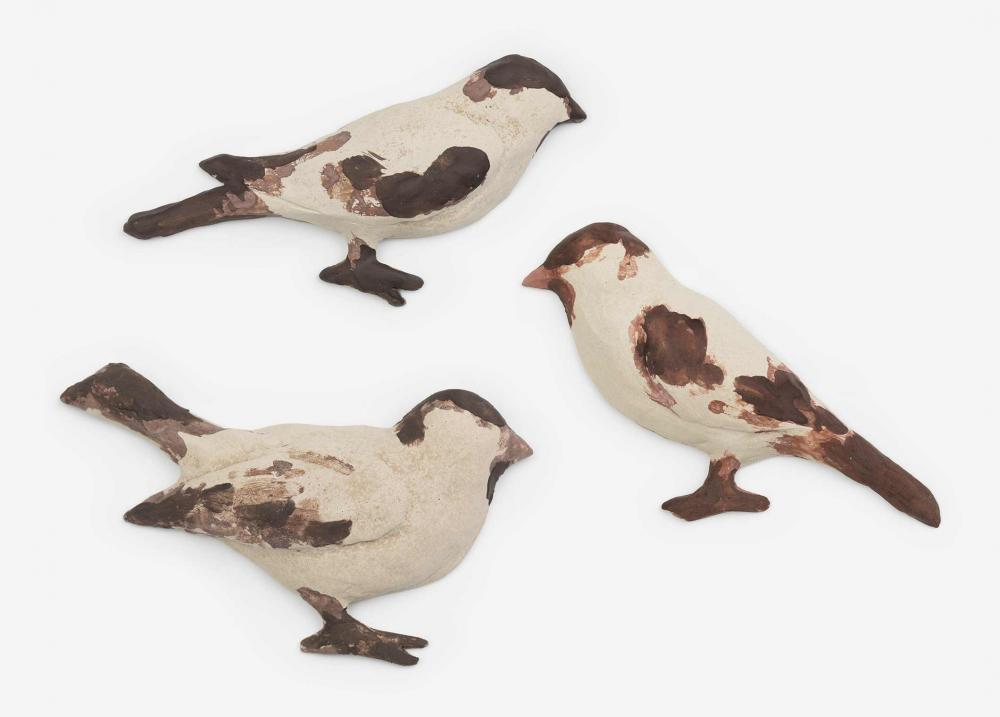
[319,237,424,307]
[662,455,770,520]
[297,588,428,666]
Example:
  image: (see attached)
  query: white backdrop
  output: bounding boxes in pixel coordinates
[5,1,998,714]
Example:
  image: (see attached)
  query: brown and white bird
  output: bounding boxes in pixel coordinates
[124,54,586,306]
[61,363,533,665]
[523,223,940,527]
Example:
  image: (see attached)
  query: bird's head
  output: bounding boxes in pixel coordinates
[522,222,652,325]
[395,389,532,504]
[463,54,586,129]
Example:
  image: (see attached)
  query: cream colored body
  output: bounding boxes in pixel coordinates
[255,78,567,244]
[172,409,501,606]
[567,245,813,464]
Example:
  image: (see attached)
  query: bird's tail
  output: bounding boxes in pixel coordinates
[60,363,222,462]
[123,183,271,239]
[777,431,940,527]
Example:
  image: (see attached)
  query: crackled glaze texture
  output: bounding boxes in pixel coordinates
[124,54,585,306]
[524,223,939,527]
[61,364,532,665]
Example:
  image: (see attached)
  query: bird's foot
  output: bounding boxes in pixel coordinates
[297,588,428,666]
[662,455,770,521]
[319,239,424,307]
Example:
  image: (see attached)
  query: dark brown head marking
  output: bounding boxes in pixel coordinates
[465,55,586,122]
[735,367,848,435]
[525,223,650,325]
[396,389,507,445]
[340,155,385,190]
[375,147,490,218]
[634,305,724,390]
[543,222,649,272]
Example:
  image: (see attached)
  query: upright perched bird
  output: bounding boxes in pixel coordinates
[61,364,533,664]
[523,223,939,527]
[124,54,586,306]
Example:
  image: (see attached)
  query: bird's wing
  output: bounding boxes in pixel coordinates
[125,449,409,551]
[262,136,492,226]
[631,297,798,436]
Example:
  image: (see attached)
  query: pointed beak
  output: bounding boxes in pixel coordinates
[565,97,587,123]
[504,430,533,463]
[522,265,552,290]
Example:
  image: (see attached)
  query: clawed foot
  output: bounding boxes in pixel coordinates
[319,240,424,306]
[662,455,770,521]
[298,588,428,666]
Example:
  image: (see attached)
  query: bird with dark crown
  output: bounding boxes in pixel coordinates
[125,54,586,306]
[524,223,939,527]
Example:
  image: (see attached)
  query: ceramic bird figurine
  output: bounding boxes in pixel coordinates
[61,363,533,664]
[124,54,586,306]
[523,223,940,527]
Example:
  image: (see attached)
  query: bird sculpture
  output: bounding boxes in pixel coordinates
[124,54,586,306]
[61,363,533,664]
[523,222,939,527]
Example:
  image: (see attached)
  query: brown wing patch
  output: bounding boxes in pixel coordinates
[375,147,490,218]
[734,366,847,434]
[633,305,724,392]
[124,475,353,549]
[340,155,385,190]
[202,132,352,198]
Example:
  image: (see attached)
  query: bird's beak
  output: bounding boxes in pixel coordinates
[522,265,553,290]
[504,430,533,463]
[565,97,587,123]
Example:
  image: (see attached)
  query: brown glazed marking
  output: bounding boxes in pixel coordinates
[774,431,941,527]
[396,390,507,445]
[245,459,306,478]
[662,455,770,520]
[734,366,847,434]
[289,451,354,475]
[542,222,650,270]
[298,588,428,666]
[375,147,490,219]
[634,305,724,390]
[124,479,355,548]
[464,54,587,122]
[59,363,221,461]
[340,155,385,190]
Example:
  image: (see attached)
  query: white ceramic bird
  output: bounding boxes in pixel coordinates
[61,363,533,665]
[523,223,940,527]
[124,54,586,306]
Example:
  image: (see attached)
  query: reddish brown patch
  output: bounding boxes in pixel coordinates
[340,155,385,190]
[708,400,726,414]
[734,366,848,435]
[289,451,354,475]
[245,460,306,478]
[463,72,496,102]
[633,305,724,391]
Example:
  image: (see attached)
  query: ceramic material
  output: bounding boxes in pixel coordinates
[124,54,586,306]
[61,363,533,664]
[523,223,940,527]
